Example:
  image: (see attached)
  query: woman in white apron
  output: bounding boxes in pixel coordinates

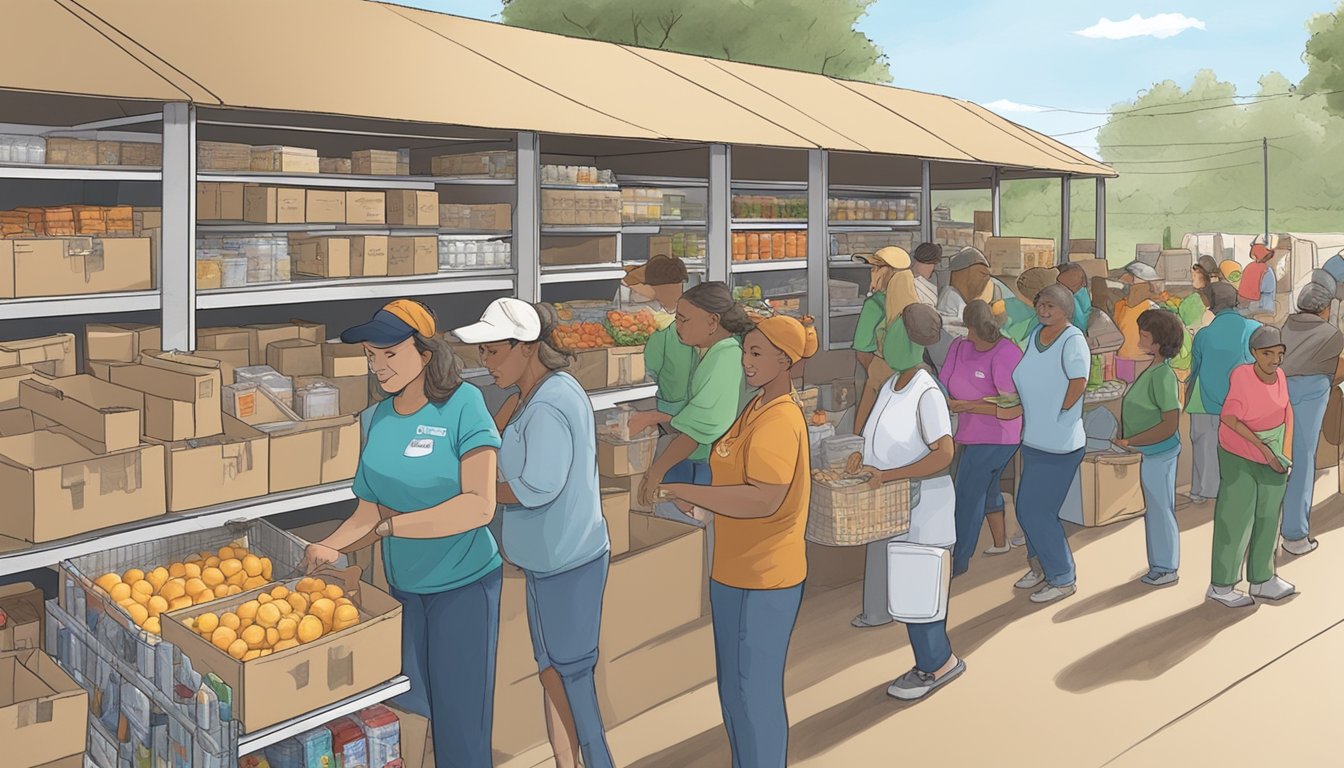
[858,303,965,701]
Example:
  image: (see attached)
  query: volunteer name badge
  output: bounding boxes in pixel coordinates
[405,437,435,457]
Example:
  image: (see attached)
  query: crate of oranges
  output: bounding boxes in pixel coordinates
[603,309,658,347]
[161,567,403,733]
[553,321,614,351]
[59,520,326,639]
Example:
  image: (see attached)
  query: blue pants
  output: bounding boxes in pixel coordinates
[666,458,712,485]
[710,581,804,768]
[952,443,1019,574]
[392,567,502,768]
[525,554,614,768]
[1140,445,1181,574]
[1283,374,1331,541]
[1018,445,1084,587]
[906,619,953,674]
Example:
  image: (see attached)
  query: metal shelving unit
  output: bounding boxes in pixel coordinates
[730,258,808,273]
[198,171,515,190]
[0,291,160,320]
[0,164,162,181]
[237,677,413,755]
[730,220,807,230]
[197,272,516,309]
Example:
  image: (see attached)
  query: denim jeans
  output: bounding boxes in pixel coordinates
[1189,413,1222,499]
[906,619,953,674]
[1139,445,1181,574]
[710,580,804,768]
[525,553,614,768]
[1018,445,1084,587]
[952,443,1019,574]
[1283,374,1331,541]
[666,458,712,485]
[392,567,502,768]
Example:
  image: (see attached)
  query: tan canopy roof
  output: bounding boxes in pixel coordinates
[16,0,1113,177]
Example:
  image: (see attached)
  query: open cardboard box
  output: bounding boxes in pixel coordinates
[600,513,705,659]
[18,375,144,453]
[152,415,270,513]
[161,568,403,733]
[0,648,88,768]
[0,367,48,410]
[83,322,161,365]
[0,582,43,652]
[263,415,360,492]
[0,426,166,543]
[108,351,224,441]
[0,334,76,378]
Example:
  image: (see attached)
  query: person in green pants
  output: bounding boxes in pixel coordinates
[1208,325,1296,608]
[625,255,697,438]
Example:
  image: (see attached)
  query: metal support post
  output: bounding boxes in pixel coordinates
[160,102,196,351]
[807,149,829,345]
[515,132,540,302]
[707,144,731,284]
[1095,177,1107,264]
[919,161,931,244]
[991,167,1002,236]
[1060,175,1071,265]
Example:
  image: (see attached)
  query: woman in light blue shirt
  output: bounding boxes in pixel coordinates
[1011,284,1089,605]
[304,299,501,768]
[455,298,614,768]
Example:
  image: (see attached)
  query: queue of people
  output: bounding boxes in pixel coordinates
[296,239,1344,767]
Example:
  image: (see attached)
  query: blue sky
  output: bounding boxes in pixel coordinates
[397,0,1338,157]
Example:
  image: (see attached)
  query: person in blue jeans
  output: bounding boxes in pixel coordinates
[1186,282,1261,503]
[1278,280,1344,556]
[305,300,502,768]
[456,298,615,768]
[1114,309,1185,586]
[1011,285,1089,604]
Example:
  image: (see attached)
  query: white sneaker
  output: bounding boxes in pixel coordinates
[983,544,1012,555]
[1282,537,1319,556]
[1014,568,1045,590]
[1010,535,1026,548]
[1029,583,1077,604]
[1206,584,1254,608]
[1249,576,1296,601]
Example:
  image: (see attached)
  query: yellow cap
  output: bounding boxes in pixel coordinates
[383,299,436,337]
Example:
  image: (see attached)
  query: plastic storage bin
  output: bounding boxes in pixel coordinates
[295,381,340,419]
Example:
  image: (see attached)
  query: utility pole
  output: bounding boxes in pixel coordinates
[1263,137,1270,245]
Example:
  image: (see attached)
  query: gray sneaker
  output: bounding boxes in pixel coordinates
[1206,584,1254,608]
[1014,568,1045,590]
[1249,576,1296,600]
[1029,583,1077,603]
[1010,534,1027,548]
[852,613,894,629]
[1282,537,1319,556]
[1141,571,1179,587]
[887,658,966,701]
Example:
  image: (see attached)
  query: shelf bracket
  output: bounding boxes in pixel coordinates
[161,102,196,351]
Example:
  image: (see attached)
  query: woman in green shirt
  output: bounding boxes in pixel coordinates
[1113,309,1185,587]
[640,281,753,507]
[625,255,698,435]
[853,246,912,434]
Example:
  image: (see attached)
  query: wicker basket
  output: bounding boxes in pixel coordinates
[806,477,918,546]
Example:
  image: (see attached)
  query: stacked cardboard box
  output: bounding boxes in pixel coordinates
[352,149,409,176]
[388,236,437,276]
[243,186,305,224]
[386,191,439,227]
[320,157,353,174]
[107,351,224,442]
[985,236,1057,276]
[197,141,253,171]
[0,582,43,652]
[250,145,320,174]
[305,189,348,224]
[439,203,512,231]
[44,138,98,166]
[0,334,76,377]
[0,648,88,767]
[430,150,515,178]
[290,235,391,278]
[0,367,45,410]
[346,191,387,225]
[541,189,621,226]
[0,237,153,298]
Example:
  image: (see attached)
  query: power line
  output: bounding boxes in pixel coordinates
[1119,160,1264,175]
[1048,89,1344,137]
[1102,135,1297,148]
[1032,91,1295,117]
[1108,146,1259,164]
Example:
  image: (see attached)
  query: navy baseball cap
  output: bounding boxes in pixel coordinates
[340,300,436,347]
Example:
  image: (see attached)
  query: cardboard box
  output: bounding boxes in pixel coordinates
[0,335,75,378]
[320,157,352,175]
[243,322,326,367]
[352,150,407,176]
[1069,239,1097,255]
[108,352,224,441]
[304,189,347,224]
[596,617,715,727]
[571,346,645,391]
[120,142,162,167]
[45,138,98,166]
[243,186,305,224]
[96,141,121,165]
[597,434,656,478]
[0,237,153,298]
[388,705,433,768]
[346,191,387,225]
[386,236,436,276]
[267,339,322,377]
[0,582,43,652]
[0,368,45,410]
[322,343,369,379]
[292,236,352,279]
[601,487,631,557]
[250,145,319,174]
[197,141,253,171]
[223,383,299,426]
[187,347,250,385]
[154,415,269,512]
[161,575,402,733]
[196,326,252,355]
[493,668,548,757]
[984,237,1057,276]
[541,236,617,267]
[297,375,368,417]
[196,182,245,221]
[601,514,705,659]
[84,323,161,364]
[1075,451,1144,527]
[266,415,359,492]
[601,474,653,514]
[18,376,143,453]
[1070,255,1110,282]
[973,210,994,232]
[351,236,389,277]
[386,191,439,227]
[0,649,88,767]
[0,430,165,542]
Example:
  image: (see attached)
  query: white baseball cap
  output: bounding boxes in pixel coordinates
[452,298,541,344]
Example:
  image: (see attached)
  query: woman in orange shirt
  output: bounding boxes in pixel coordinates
[663,315,816,768]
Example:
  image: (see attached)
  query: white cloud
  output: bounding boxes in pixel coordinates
[983,99,1046,113]
[1075,13,1206,40]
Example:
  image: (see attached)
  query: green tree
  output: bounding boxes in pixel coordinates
[500,0,891,82]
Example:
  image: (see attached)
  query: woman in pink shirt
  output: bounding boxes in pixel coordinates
[941,300,1025,575]
[1208,325,1295,608]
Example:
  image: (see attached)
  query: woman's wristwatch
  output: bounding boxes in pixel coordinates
[375,518,394,538]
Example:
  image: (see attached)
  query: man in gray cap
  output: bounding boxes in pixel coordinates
[911,242,943,307]
[936,247,994,325]
[1278,280,1344,555]
[1185,282,1261,503]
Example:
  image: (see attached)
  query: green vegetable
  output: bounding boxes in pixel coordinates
[604,321,651,347]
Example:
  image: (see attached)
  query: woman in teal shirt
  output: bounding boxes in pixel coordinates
[304,299,502,768]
